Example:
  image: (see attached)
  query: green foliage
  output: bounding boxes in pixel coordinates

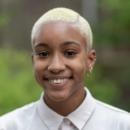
[0,13,10,29]
[0,49,42,115]
[85,67,120,105]
[96,0,130,47]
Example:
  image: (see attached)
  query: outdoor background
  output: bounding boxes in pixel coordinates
[0,0,130,115]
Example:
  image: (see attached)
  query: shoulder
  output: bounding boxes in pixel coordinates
[96,100,129,114]
[1,101,38,120]
[0,101,39,130]
[95,100,130,129]
[0,118,6,130]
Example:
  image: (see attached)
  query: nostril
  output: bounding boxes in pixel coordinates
[49,70,63,74]
[47,64,66,73]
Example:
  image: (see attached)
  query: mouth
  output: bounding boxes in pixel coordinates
[44,76,73,83]
[43,76,73,88]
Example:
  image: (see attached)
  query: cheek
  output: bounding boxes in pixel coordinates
[33,60,48,86]
[67,57,88,75]
[33,60,48,74]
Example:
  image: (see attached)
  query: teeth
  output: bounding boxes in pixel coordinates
[49,79,69,84]
[58,79,60,83]
[54,80,57,83]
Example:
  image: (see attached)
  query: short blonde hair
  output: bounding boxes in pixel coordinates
[31,7,93,52]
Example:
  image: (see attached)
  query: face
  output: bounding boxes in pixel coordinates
[32,22,96,103]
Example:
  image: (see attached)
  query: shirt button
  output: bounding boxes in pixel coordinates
[63,118,68,122]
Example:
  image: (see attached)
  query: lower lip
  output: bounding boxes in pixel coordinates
[47,79,70,89]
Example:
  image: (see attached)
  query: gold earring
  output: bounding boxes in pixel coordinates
[87,68,93,78]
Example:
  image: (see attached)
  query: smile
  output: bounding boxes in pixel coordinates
[49,78,69,84]
[44,76,73,87]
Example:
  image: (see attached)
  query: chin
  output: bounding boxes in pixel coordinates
[47,93,71,103]
[51,98,67,102]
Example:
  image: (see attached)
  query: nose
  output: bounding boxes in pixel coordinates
[48,54,66,73]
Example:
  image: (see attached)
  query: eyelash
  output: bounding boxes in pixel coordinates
[64,51,76,56]
[36,50,76,58]
[37,51,49,57]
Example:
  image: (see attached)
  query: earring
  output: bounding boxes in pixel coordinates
[87,68,93,78]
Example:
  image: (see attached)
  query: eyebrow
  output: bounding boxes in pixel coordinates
[63,41,80,47]
[34,41,80,48]
[35,43,48,48]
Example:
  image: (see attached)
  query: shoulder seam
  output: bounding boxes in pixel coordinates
[96,100,130,116]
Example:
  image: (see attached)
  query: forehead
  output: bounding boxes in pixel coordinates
[33,22,86,47]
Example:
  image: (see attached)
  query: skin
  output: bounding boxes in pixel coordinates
[32,21,96,116]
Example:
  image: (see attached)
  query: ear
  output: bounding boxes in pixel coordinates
[87,50,97,70]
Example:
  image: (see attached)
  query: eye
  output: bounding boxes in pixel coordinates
[37,51,49,57]
[64,51,76,56]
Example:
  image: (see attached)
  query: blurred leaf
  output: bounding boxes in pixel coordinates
[0,13,10,28]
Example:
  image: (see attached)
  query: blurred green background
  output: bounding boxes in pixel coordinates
[0,0,130,115]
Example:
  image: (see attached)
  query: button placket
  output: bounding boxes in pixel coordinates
[63,118,68,122]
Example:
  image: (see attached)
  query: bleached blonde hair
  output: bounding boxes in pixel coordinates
[31,7,93,52]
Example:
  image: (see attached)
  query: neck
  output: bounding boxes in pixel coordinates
[44,87,86,116]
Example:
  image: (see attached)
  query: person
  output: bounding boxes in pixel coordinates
[0,7,130,130]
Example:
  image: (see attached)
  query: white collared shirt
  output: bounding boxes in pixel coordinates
[0,88,130,130]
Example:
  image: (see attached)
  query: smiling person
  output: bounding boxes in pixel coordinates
[0,7,130,130]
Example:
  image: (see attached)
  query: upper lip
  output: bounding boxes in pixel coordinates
[44,76,72,80]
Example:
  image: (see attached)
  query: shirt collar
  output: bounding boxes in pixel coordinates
[38,94,63,130]
[68,87,96,129]
[37,87,96,130]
